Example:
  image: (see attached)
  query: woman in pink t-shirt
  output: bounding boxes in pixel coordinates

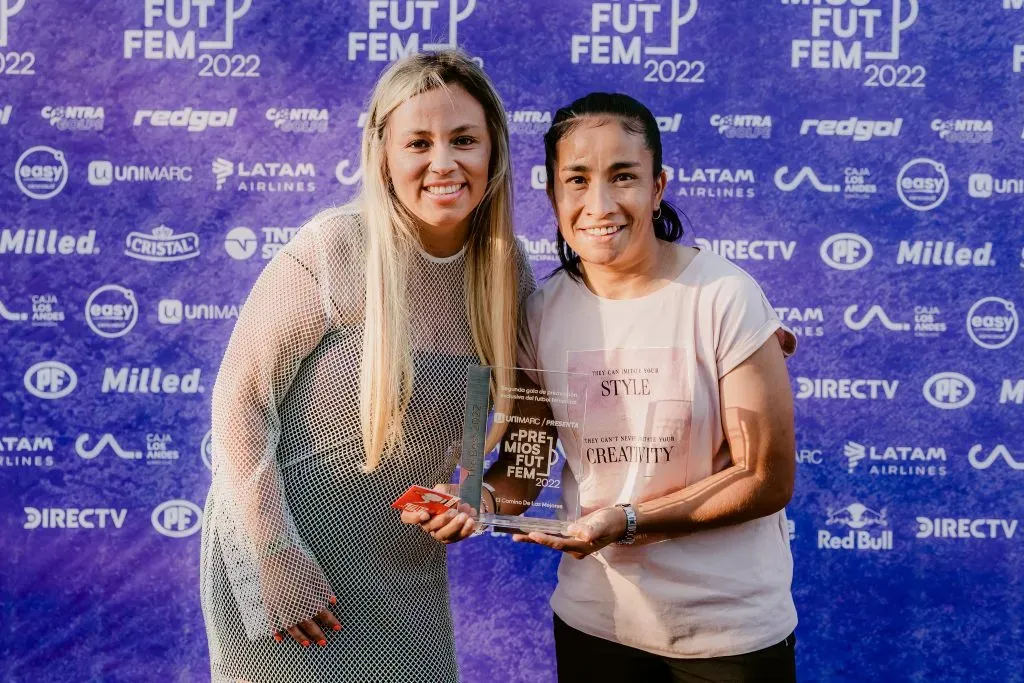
[407,93,799,682]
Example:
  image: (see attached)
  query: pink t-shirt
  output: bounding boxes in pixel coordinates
[520,247,798,658]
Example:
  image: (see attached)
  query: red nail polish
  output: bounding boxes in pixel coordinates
[318,639,327,647]
[273,634,282,643]
[333,624,342,631]
[301,640,310,647]
[328,595,337,605]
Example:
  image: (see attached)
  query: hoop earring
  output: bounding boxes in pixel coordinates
[653,207,662,220]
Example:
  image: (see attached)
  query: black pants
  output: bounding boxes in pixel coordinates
[554,615,796,683]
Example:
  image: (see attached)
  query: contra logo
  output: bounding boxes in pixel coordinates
[40,105,104,131]
[818,502,893,551]
[710,114,771,139]
[931,118,993,144]
[265,107,329,134]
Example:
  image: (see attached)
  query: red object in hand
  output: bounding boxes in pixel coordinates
[391,485,461,516]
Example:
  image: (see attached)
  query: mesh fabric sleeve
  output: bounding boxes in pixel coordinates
[204,222,335,641]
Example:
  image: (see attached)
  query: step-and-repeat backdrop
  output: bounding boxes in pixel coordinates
[2,1,1022,681]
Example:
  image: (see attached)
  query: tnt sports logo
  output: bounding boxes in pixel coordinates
[23,361,77,400]
[570,1,706,83]
[265,108,329,134]
[800,118,902,142]
[819,233,873,270]
[224,226,298,260]
[348,0,478,62]
[123,0,256,67]
[966,297,1018,350]
[134,107,238,132]
[15,146,68,200]
[897,159,948,211]
[75,433,142,461]
[85,285,139,338]
[124,225,200,263]
[201,429,213,470]
[819,503,893,551]
[710,114,771,139]
[784,0,920,74]
[922,372,975,410]
[151,499,203,538]
[968,445,1024,471]
[40,106,104,132]
[931,119,993,144]
[968,172,1024,199]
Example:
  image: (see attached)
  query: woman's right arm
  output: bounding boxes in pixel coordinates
[207,227,341,646]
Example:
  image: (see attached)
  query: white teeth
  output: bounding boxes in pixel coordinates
[425,184,464,196]
[582,225,623,236]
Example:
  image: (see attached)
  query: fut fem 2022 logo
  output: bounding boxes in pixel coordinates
[348,0,477,62]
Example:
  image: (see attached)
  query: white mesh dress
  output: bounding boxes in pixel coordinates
[199,207,530,683]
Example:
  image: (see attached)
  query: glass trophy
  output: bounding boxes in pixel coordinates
[456,365,589,536]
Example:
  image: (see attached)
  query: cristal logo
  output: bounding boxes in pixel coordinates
[15,146,68,200]
[40,105,104,131]
[265,107,329,134]
[571,0,699,64]
[348,0,477,61]
[24,507,127,530]
[916,517,1017,539]
[843,305,909,332]
[75,433,142,461]
[800,118,902,142]
[85,285,138,338]
[224,227,258,260]
[796,377,898,400]
[896,158,948,211]
[966,297,1018,350]
[774,166,839,193]
[201,429,213,470]
[133,108,238,132]
[922,372,975,410]
[23,361,77,399]
[151,499,203,538]
[968,445,1024,471]
[124,225,200,262]
[819,233,873,271]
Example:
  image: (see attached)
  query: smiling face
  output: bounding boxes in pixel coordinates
[550,117,666,274]
[385,84,492,254]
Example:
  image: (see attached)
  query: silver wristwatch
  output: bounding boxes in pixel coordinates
[615,503,637,545]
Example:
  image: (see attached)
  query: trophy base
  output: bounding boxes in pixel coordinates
[478,513,570,537]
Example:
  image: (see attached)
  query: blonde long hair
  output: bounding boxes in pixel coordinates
[357,51,518,472]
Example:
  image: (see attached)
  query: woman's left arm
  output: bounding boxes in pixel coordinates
[515,335,795,557]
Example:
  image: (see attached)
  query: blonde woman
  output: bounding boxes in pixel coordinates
[199,51,530,683]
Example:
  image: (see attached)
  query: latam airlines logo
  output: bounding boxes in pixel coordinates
[931,118,993,144]
[151,500,203,538]
[922,372,975,410]
[40,105,104,131]
[348,0,477,61]
[23,361,77,399]
[968,445,1024,471]
[775,306,824,337]
[819,233,873,270]
[819,503,893,551]
[796,377,898,400]
[213,158,316,193]
[124,225,200,262]
[844,440,947,477]
[265,108,329,134]
[966,297,1018,349]
[15,146,68,200]
[667,166,756,200]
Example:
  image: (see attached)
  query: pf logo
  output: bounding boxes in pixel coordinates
[24,361,77,399]
[819,233,873,271]
[151,499,203,538]
[922,372,975,410]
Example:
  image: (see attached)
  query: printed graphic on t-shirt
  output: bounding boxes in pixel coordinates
[567,347,692,507]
